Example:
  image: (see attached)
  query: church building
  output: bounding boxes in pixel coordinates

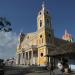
[16,2,75,68]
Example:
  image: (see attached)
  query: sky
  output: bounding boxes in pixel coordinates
[0,0,75,59]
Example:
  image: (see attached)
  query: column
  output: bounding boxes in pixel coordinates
[16,54,18,64]
[18,54,21,65]
[20,53,23,65]
[28,51,30,65]
[18,54,20,65]
[47,56,49,66]
[24,52,26,65]
[22,53,23,65]
[38,50,40,66]
[17,53,20,65]
[22,52,25,65]
[25,52,28,65]
[32,50,33,65]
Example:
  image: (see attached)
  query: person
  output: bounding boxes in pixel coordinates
[57,62,63,71]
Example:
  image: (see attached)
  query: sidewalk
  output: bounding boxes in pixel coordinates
[25,69,75,75]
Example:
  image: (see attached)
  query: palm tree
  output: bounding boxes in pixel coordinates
[0,17,12,32]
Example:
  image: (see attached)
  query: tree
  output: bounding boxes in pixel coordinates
[0,17,12,32]
[0,17,12,74]
[0,59,5,75]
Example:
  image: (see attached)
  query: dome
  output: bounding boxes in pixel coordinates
[62,29,73,42]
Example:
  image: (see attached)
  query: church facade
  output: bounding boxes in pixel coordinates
[16,3,75,67]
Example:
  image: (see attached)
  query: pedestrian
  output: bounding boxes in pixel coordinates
[57,62,63,71]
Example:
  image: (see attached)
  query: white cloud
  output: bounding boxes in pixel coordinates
[0,31,18,59]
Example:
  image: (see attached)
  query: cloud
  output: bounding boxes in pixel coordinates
[0,31,18,59]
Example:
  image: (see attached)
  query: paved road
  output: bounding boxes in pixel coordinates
[25,72,75,75]
[4,69,75,75]
[3,66,75,75]
[4,66,30,75]
[25,69,75,75]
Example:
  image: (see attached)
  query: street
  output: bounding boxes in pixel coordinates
[4,70,75,75]
[25,69,75,75]
[4,66,75,75]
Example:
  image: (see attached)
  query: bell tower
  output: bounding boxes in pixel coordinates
[37,2,54,66]
[37,2,54,45]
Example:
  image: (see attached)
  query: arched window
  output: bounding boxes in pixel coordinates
[40,20,42,27]
[49,34,51,37]
[47,11,48,14]
[40,12,41,15]
[40,34,43,43]
[46,19,49,25]
[40,35,42,38]
[41,53,43,57]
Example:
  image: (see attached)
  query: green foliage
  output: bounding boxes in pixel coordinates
[0,59,4,63]
[0,59,4,66]
[0,17,12,32]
